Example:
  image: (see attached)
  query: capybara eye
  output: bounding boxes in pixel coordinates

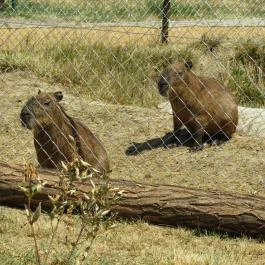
[176,70,183,76]
[44,101,51,106]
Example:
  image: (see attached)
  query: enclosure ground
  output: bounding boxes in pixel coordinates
[1,69,265,264]
[1,70,265,195]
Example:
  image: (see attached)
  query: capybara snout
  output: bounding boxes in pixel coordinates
[20,106,32,128]
[158,74,170,97]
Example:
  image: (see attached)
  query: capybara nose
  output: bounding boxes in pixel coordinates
[158,76,169,95]
[158,82,169,95]
[20,108,31,127]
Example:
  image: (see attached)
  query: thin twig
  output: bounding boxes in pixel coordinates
[67,223,85,263]
[30,223,42,265]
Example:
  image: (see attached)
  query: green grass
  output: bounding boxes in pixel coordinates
[0,251,36,265]
[228,63,265,106]
[147,0,219,19]
[1,0,264,22]
[0,42,195,107]
[228,40,265,106]
[0,39,264,108]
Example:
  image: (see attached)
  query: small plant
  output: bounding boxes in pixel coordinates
[19,159,118,265]
[19,163,46,265]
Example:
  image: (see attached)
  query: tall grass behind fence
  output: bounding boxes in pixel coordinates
[1,0,264,22]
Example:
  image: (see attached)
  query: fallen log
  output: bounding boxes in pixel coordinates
[1,162,265,238]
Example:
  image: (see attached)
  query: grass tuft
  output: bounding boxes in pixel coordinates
[0,42,196,107]
[0,37,264,108]
[227,40,265,106]
[192,33,223,53]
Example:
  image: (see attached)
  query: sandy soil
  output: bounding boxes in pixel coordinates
[1,71,265,197]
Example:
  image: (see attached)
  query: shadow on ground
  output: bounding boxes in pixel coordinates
[125,129,231,155]
[125,129,194,156]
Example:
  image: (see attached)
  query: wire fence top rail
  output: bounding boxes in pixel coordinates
[0,18,265,29]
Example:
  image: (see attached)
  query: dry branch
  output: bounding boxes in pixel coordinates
[1,162,265,238]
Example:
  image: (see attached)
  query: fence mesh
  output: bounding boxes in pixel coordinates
[0,0,265,195]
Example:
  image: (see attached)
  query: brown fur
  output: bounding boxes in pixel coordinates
[158,61,238,150]
[20,91,110,172]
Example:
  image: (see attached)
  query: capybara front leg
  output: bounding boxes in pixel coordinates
[173,115,183,131]
[163,116,183,148]
[189,126,204,152]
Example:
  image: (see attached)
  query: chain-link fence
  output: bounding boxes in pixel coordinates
[0,0,265,196]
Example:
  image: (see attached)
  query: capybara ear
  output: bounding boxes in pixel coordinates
[185,60,193,70]
[54,91,63,102]
[38,89,42,94]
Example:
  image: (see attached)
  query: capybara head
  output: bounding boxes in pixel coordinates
[158,60,193,97]
[20,90,64,130]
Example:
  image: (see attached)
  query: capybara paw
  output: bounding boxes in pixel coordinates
[125,144,139,156]
[164,142,179,149]
[189,145,203,152]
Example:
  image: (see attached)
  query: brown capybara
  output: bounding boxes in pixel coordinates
[158,60,238,151]
[20,90,110,172]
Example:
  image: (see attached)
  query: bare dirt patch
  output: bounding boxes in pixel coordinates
[1,71,265,197]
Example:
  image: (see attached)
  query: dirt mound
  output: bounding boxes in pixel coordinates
[1,71,265,197]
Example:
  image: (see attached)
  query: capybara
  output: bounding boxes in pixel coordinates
[158,60,238,151]
[20,90,110,172]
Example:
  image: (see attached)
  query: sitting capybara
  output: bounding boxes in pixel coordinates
[20,90,110,172]
[158,60,238,151]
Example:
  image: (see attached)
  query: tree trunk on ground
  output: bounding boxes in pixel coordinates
[1,162,265,238]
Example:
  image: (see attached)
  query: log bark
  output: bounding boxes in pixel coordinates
[1,162,265,238]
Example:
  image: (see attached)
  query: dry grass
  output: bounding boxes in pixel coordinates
[0,26,264,50]
[0,25,264,108]
[0,24,265,264]
[1,71,265,194]
[1,206,265,265]
[1,71,265,264]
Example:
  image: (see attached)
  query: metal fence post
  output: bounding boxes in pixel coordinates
[161,0,171,44]
[0,0,4,10]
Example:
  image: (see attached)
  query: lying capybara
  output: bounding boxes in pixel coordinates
[158,60,238,151]
[20,90,110,172]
